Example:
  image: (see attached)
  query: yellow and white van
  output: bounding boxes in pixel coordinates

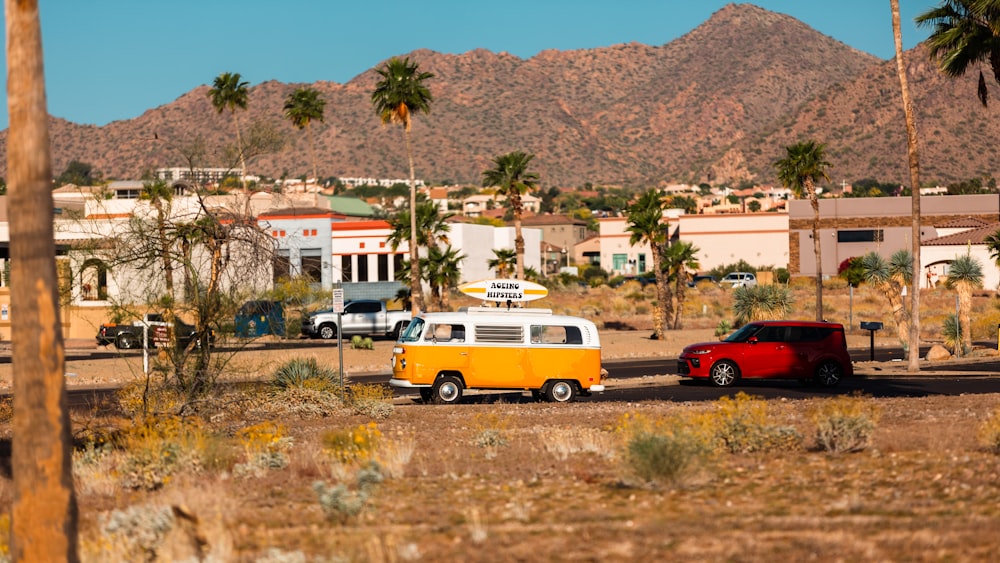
[390,306,605,404]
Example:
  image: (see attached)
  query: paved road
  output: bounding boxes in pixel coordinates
[43,343,1000,410]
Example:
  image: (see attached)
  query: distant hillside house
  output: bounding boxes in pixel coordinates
[462,193,541,218]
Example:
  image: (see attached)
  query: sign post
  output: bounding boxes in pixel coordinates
[332,286,345,390]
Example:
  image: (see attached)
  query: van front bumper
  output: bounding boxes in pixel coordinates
[389,378,430,388]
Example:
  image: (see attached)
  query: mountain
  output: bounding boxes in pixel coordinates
[2,3,997,188]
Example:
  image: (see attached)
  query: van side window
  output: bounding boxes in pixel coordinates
[475,325,524,343]
[530,325,583,345]
[425,323,466,342]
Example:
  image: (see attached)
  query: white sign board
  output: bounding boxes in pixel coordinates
[332,288,345,314]
[458,279,548,302]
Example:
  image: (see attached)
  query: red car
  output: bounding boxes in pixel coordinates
[677,320,854,387]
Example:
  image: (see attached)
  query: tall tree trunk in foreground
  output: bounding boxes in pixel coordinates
[5,0,80,559]
[891,0,923,371]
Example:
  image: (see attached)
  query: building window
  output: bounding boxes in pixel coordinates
[301,249,322,283]
[394,253,405,277]
[340,255,352,283]
[273,251,291,284]
[638,254,646,273]
[837,230,884,243]
[613,254,627,271]
[357,254,369,282]
[377,254,389,281]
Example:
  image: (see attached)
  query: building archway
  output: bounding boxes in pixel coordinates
[80,258,108,301]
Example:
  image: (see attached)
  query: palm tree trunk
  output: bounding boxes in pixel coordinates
[6,1,80,559]
[652,250,666,339]
[807,180,823,321]
[307,122,318,181]
[233,111,246,188]
[672,279,685,330]
[514,213,525,280]
[958,283,973,351]
[891,0,923,370]
[403,129,424,315]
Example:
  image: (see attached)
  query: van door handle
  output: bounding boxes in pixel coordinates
[459,352,468,356]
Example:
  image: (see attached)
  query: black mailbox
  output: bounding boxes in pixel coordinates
[860,321,883,361]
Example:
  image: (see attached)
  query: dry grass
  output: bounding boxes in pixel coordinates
[2,283,1000,560]
[2,390,995,561]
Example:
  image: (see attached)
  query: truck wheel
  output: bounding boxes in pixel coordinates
[117,333,139,350]
[318,324,338,340]
[545,380,577,403]
[432,375,463,404]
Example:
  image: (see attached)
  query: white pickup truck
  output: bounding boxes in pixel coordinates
[301,299,411,341]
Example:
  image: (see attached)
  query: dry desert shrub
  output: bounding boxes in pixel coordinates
[470,411,512,459]
[540,426,614,460]
[613,411,713,486]
[811,394,880,453]
[707,392,802,454]
[0,397,11,424]
[977,406,1000,454]
[116,416,208,490]
[116,380,185,419]
[346,382,395,419]
[233,420,293,477]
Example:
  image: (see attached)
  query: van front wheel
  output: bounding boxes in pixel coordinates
[433,375,464,404]
[545,380,577,403]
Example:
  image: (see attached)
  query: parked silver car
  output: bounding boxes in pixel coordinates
[720,271,757,288]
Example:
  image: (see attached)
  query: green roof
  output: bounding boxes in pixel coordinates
[321,195,376,218]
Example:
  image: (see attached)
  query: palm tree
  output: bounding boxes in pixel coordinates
[283,86,326,181]
[985,228,1000,267]
[387,200,453,256]
[944,252,984,352]
[893,0,924,373]
[423,245,465,311]
[482,151,540,280]
[625,189,670,339]
[859,250,912,352]
[663,242,700,330]
[916,0,1000,107]
[371,57,434,316]
[6,0,79,557]
[207,72,250,184]
[488,248,517,278]
[775,140,831,321]
[733,285,793,326]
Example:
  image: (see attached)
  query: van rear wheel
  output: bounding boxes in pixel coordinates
[545,380,577,403]
[432,375,463,404]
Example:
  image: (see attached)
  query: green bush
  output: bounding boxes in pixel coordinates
[313,461,385,523]
[624,430,707,485]
[350,335,374,350]
[714,319,732,338]
[272,357,339,389]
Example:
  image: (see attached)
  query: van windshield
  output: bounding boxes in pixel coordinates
[400,318,425,342]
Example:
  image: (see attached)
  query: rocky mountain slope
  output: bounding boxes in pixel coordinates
[1,3,998,189]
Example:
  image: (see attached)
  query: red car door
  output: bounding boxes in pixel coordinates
[739,325,799,378]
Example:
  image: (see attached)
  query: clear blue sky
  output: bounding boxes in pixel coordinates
[0,1,940,131]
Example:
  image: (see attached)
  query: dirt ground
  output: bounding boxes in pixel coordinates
[2,287,1000,560]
